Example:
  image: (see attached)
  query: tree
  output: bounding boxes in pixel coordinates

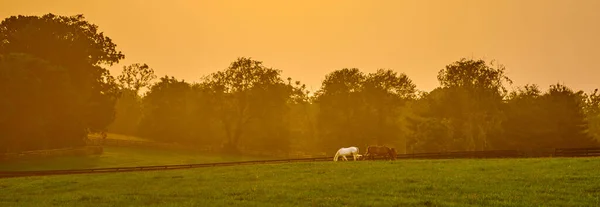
[107,89,142,136]
[285,80,321,155]
[362,69,416,148]
[540,84,597,148]
[138,76,193,142]
[186,82,222,148]
[437,58,512,95]
[406,87,467,152]
[314,68,417,153]
[314,68,367,152]
[583,89,600,143]
[0,53,78,152]
[0,14,123,64]
[432,58,511,150]
[204,57,295,154]
[500,83,598,149]
[500,84,547,149]
[408,117,454,153]
[108,63,157,136]
[117,63,157,94]
[0,13,123,151]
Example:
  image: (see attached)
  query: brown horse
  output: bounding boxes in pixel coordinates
[364,145,397,160]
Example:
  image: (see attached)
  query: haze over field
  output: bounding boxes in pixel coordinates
[2,0,600,158]
[2,2,600,206]
[2,0,599,93]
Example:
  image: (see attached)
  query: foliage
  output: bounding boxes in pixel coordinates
[107,89,142,136]
[409,59,512,152]
[203,57,299,154]
[0,14,124,66]
[108,63,156,136]
[0,14,123,152]
[138,76,194,143]
[500,83,597,149]
[0,53,76,152]
[315,68,417,153]
[437,58,512,96]
[117,63,157,93]
[582,89,600,142]
[1,13,598,154]
[541,84,596,148]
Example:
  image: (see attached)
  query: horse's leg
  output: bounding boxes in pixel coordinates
[342,155,348,161]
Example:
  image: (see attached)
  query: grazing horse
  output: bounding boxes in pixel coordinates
[333,147,362,162]
[364,145,397,160]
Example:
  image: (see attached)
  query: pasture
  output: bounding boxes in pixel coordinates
[0,146,267,171]
[2,157,600,206]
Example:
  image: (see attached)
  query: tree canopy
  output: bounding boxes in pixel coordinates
[1,13,598,155]
[0,14,123,152]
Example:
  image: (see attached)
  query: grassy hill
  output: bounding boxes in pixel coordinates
[0,146,267,171]
[1,133,279,172]
[88,133,153,142]
[2,157,599,206]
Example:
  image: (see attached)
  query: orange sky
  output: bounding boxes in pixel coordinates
[1,0,599,93]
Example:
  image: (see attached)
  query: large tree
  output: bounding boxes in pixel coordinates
[406,88,457,153]
[138,76,193,142]
[440,58,510,150]
[410,58,511,151]
[314,68,367,152]
[362,69,416,148]
[0,14,123,151]
[108,63,157,136]
[315,68,416,153]
[490,83,597,149]
[540,84,597,148]
[117,63,157,94]
[107,89,143,136]
[583,89,600,143]
[285,79,320,154]
[204,57,297,154]
[499,84,547,149]
[0,53,76,151]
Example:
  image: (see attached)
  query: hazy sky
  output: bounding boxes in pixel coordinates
[2,0,599,93]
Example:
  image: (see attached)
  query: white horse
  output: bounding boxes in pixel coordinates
[333,146,362,162]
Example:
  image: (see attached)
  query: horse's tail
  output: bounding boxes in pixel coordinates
[333,150,340,162]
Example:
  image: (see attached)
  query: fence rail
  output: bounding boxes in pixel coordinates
[1,147,599,179]
[87,138,214,152]
[554,147,600,157]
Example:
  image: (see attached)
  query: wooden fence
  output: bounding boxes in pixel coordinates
[553,147,600,157]
[88,138,326,158]
[1,146,600,178]
[0,146,103,161]
[87,138,214,152]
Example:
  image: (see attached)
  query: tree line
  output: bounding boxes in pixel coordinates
[1,14,599,155]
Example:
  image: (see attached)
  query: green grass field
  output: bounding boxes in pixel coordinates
[2,157,600,206]
[0,146,268,171]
